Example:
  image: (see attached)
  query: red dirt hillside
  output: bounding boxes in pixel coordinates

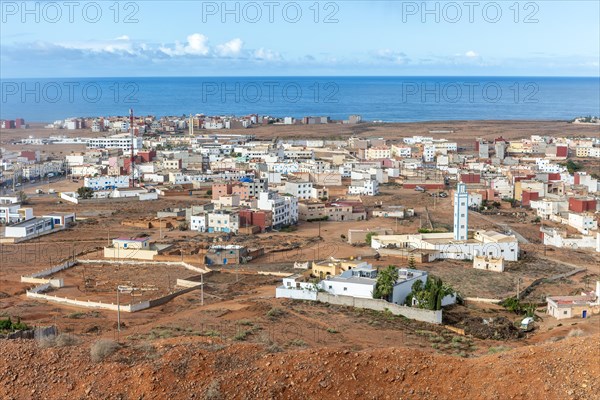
[0,334,598,400]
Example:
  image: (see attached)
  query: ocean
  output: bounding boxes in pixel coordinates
[1,76,598,123]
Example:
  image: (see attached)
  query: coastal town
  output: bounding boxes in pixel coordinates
[1,114,599,398]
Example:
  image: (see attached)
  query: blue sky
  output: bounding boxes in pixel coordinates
[1,1,599,77]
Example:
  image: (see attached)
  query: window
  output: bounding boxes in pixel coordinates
[563,311,567,315]
[343,287,347,291]
[328,285,332,289]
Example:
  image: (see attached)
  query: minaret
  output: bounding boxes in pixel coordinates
[453,182,469,240]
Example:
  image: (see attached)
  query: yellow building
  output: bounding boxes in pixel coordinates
[311,257,370,279]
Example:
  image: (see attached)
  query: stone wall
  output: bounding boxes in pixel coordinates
[316,293,442,324]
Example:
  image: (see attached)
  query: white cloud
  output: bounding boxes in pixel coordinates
[159,33,209,57]
[465,50,478,58]
[253,48,281,61]
[5,33,287,64]
[216,38,243,57]
[58,39,136,54]
[185,33,209,55]
[374,49,410,64]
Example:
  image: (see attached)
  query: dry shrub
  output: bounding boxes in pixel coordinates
[204,380,222,400]
[567,329,584,337]
[90,339,119,362]
[37,333,79,348]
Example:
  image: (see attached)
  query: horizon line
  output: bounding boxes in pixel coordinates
[2,75,599,80]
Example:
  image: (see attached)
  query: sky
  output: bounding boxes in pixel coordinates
[1,0,599,77]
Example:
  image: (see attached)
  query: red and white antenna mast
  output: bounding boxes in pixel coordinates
[130,108,135,187]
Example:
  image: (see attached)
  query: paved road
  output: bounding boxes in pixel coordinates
[1,175,67,196]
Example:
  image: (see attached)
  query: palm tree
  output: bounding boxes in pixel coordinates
[373,266,398,301]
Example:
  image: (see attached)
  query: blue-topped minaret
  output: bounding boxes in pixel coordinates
[453,183,469,241]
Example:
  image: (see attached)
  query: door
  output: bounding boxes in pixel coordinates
[582,310,587,318]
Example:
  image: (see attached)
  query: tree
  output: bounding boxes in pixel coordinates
[407,255,416,269]
[365,232,378,246]
[406,276,455,311]
[76,187,94,199]
[565,160,582,175]
[17,191,29,205]
[373,266,398,301]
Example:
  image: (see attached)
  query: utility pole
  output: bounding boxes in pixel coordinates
[117,287,121,342]
[201,273,204,306]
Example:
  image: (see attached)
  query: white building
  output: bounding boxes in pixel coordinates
[568,213,598,234]
[268,162,300,175]
[0,204,32,224]
[535,158,563,174]
[257,191,298,228]
[530,198,568,220]
[87,134,143,151]
[391,145,412,158]
[4,217,56,238]
[491,177,514,199]
[348,179,379,196]
[403,136,433,145]
[283,148,314,160]
[541,228,600,252]
[319,266,428,305]
[432,140,458,152]
[453,183,469,241]
[422,145,436,162]
[372,231,519,261]
[84,175,130,190]
[207,210,239,233]
[284,180,314,200]
[190,214,208,232]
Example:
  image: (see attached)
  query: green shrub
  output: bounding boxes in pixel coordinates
[233,330,250,341]
[287,339,307,347]
[487,346,511,354]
